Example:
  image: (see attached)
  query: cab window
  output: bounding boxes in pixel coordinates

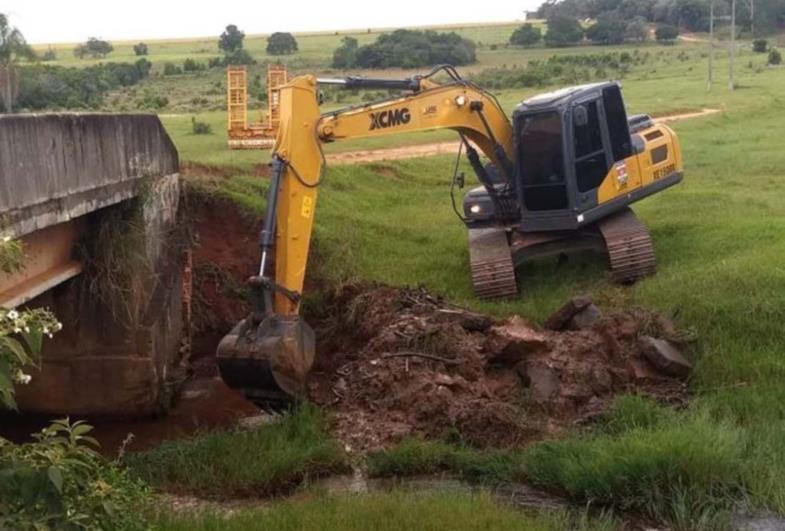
[573,101,609,193]
[519,111,569,211]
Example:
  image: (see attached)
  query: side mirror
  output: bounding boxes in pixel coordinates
[573,105,589,127]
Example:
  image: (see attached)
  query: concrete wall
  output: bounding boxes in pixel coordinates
[3,113,185,417]
[0,113,178,238]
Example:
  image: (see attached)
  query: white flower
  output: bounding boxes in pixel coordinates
[2,236,10,243]
[13,328,21,334]
[55,322,63,331]
[14,370,31,385]
[23,327,29,333]
[47,334,53,339]
[7,310,18,320]
[43,327,49,334]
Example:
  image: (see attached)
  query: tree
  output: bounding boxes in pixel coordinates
[74,37,113,59]
[266,32,298,55]
[655,23,679,43]
[624,17,649,42]
[544,15,584,47]
[0,14,34,113]
[510,23,542,46]
[585,18,626,44]
[133,42,148,56]
[332,36,359,68]
[768,48,782,65]
[219,24,245,53]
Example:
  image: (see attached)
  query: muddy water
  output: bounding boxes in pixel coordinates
[0,377,260,457]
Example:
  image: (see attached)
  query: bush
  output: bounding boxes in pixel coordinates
[163,62,183,76]
[136,91,168,110]
[586,18,626,45]
[16,61,151,114]
[509,23,542,47]
[768,48,782,65]
[625,18,649,42]
[267,32,298,55]
[333,29,476,69]
[133,42,148,56]
[0,419,150,530]
[41,48,56,61]
[183,58,206,72]
[191,116,212,135]
[332,36,359,68]
[544,16,584,47]
[655,24,679,44]
[753,39,768,53]
[222,48,255,65]
[207,56,223,68]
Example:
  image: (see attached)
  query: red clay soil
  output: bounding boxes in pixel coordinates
[308,284,690,453]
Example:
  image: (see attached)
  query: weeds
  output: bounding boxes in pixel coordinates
[125,404,347,497]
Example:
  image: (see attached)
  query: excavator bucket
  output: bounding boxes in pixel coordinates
[216,314,315,409]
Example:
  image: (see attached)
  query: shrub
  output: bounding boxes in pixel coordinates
[133,42,148,56]
[222,48,255,65]
[267,32,298,55]
[586,18,626,45]
[509,23,542,47]
[40,48,56,61]
[544,16,584,47]
[753,39,768,53]
[183,58,206,72]
[332,36,358,68]
[16,62,152,110]
[625,18,649,42]
[163,62,183,76]
[0,419,149,530]
[769,48,782,65]
[191,116,212,135]
[333,29,476,69]
[207,56,223,68]
[136,91,168,110]
[655,24,679,44]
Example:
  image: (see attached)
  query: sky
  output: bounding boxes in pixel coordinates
[4,0,541,44]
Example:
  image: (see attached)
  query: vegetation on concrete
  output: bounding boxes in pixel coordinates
[125,404,347,497]
[331,29,476,69]
[0,419,150,530]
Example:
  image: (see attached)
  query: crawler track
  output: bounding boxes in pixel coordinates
[468,228,518,299]
[598,208,657,284]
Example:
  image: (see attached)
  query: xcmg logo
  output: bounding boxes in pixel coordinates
[369,108,411,130]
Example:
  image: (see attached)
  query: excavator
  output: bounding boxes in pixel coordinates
[217,65,683,408]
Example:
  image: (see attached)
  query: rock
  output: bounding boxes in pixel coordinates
[544,296,594,330]
[570,304,603,330]
[488,316,549,364]
[639,336,692,378]
[521,363,560,403]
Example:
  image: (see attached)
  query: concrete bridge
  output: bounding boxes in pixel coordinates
[0,113,185,416]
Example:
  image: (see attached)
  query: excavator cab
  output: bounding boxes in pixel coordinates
[464,82,634,231]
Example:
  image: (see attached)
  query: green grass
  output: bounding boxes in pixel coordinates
[124,405,347,497]
[367,438,527,484]
[153,489,618,531]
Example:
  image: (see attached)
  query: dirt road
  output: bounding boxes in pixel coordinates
[326,108,720,165]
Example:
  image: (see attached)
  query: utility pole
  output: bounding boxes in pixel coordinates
[729,0,736,91]
[708,0,715,91]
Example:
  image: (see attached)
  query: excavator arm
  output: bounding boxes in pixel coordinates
[217,68,518,407]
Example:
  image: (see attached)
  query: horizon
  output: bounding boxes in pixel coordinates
[4,0,541,45]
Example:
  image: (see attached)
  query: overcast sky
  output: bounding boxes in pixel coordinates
[4,0,540,44]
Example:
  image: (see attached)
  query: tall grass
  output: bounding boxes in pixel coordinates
[154,489,618,531]
[125,404,346,497]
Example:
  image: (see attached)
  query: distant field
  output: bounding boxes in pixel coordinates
[31,21,529,68]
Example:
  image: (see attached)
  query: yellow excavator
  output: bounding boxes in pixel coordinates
[217,65,683,408]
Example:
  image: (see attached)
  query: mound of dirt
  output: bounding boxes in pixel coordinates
[308,284,690,453]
